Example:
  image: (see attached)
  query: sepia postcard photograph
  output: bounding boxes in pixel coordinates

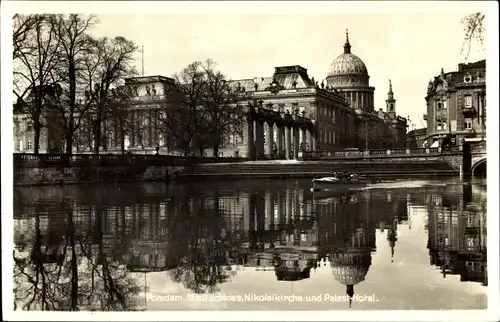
[1,1,499,321]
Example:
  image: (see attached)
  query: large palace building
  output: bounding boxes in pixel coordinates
[13,31,407,157]
[424,59,486,147]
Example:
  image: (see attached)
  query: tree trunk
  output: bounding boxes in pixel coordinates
[183,146,190,157]
[212,143,219,158]
[67,209,78,311]
[120,129,126,155]
[65,129,74,155]
[33,117,41,155]
[94,117,102,155]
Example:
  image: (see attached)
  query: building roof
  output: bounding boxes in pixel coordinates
[230,65,314,92]
[458,59,486,71]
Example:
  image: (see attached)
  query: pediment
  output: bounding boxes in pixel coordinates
[428,78,449,95]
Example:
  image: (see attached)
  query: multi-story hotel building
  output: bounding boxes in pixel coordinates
[424,59,486,147]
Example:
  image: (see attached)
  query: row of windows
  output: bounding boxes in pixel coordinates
[320,105,338,124]
[436,101,447,109]
[435,119,474,131]
[321,130,339,145]
[436,94,484,110]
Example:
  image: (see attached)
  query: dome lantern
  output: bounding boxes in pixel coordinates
[344,29,351,54]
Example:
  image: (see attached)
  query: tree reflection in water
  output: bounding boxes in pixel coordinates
[13,192,141,311]
[168,194,234,294]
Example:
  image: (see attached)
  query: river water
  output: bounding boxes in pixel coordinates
[13,178,487,311]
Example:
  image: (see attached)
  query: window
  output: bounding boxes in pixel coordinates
[464,119,472,129]
[466,238,474,249]
[60,140,65,151]
[437,119,444,131]
[437,102,442,109]
[27,139,32,150]
[464,95,472,108]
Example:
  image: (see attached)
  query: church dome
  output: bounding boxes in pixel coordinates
[328,53,368,77]
[330,252,372,285]
[326,31,370,87]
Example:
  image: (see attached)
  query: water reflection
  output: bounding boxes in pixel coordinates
[13,179,487,311]
[426,184,487,286]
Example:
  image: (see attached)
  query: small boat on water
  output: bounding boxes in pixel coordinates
[311,172,367,192]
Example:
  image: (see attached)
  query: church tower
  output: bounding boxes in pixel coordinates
[386,79,396,119]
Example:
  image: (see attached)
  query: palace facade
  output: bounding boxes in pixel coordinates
[13,31,408,157]
[216,31,407,158]
[424,59,486,147]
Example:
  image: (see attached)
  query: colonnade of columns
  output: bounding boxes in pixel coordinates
[247,187,316,249]
[246,119,317,160]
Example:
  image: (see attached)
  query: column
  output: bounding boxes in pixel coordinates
[265,190,272,231]
[248,193,257,249]
[256,121,265,159]
[266,122,274,158]
[277,189,285,245]
[285,126,292,160]
[311,131,317,151]
[270,192,276,233]
[275,124,283,159]
[148,109,153,148]
[301,128,307,151]
[293,127,300,159]
[246,119,255,159]
[285,187,292,226]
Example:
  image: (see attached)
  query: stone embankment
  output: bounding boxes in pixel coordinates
[177,159,457,180]
[13,154,458,186]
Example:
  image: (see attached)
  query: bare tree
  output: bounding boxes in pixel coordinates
[13,14,61,154]
[83,36,138,154]
[13,14,37,60]
[157,62,206,155]
[460,12,485,61]
[201,59,248,157]
[50,14,98,155]
[107,87,133,154]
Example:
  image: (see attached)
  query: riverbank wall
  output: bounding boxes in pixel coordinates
[13,154,246,187]
[14,154,458,186]
[176,160,458,180]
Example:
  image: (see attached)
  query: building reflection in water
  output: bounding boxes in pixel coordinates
[244,184,318,281]
[426,183,487,286]
[316,191,407,306]
[12,179,487,311]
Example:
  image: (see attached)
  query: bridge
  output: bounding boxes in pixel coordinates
[301,140,486,178]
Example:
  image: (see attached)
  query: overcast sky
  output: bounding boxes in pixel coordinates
[87,8,488,129]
